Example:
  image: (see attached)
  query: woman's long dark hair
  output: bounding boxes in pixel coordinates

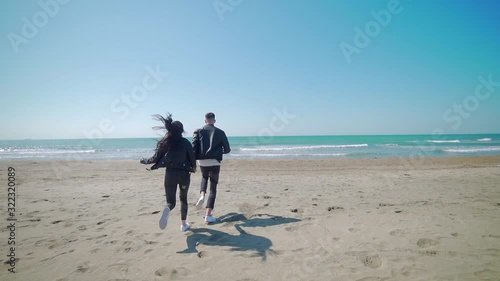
[152,113,185,152]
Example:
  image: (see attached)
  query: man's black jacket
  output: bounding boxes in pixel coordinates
[192,124,231,161]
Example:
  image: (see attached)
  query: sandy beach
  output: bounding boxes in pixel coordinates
[1,156,499,281]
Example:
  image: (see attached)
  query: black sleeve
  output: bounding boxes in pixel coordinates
[141,142,162,164]
[186,139,196,169]
[192,129,200,159]
[222,131,231,154]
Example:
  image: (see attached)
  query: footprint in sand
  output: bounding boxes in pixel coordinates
[345,251,382,269]
[238,203,257,216]
[48,241,63,250]
[389,229,404,236]
[40,249,76,262]
[416,238,439,248]
[356,277,384,281]
[422,250,438,256]
[378,203,395,207]
[474,269,500,279]
[74,262,91,274]
[285,224,300,232]
[359,253,382,269]
[107,263,133,276]
[481,234,500,239]
[155,266,190,278]
[86,234,107,241]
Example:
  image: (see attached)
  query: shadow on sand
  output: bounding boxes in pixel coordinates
[177,213,300,260]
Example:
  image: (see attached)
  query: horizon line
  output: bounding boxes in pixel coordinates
[1,133,499,141]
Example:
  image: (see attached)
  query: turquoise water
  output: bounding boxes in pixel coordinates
[1,134,499,161]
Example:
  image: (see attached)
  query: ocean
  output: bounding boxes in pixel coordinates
[1,134,499,161]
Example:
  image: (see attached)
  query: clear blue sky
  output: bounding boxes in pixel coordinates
[1,0,499,140]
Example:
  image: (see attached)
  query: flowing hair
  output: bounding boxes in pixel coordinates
[152,113,185,152]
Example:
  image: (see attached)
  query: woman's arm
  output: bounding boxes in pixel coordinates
[140,142,165,169]
[186,139,197,173]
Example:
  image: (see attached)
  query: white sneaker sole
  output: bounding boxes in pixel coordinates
[205,216,216,224]
[159,207,170,230]
[195,198,204,210]
[180,223,191,232]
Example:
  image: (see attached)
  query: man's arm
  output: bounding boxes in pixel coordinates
[192,129,200,159]
[222,131,231,154]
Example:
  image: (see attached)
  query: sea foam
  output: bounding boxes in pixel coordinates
[426,140,460,143]
[240,144,368,151]
[444,147,500,153]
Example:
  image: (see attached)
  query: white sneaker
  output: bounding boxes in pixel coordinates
[180,223,191,232]
[195,196,205,210]
[205,215,216,223]
[159,207,170,230]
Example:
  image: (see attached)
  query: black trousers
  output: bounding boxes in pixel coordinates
[164,169,190,220]
[200,166,221,209]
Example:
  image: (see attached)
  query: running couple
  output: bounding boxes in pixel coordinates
[140,112,231,231]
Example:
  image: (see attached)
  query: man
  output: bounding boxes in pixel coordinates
[192,112,231,223]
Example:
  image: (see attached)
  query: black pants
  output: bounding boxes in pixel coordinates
[164,169,190,220]
[200,166,221,209]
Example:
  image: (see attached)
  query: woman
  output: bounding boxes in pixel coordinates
[140,113,196,231]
